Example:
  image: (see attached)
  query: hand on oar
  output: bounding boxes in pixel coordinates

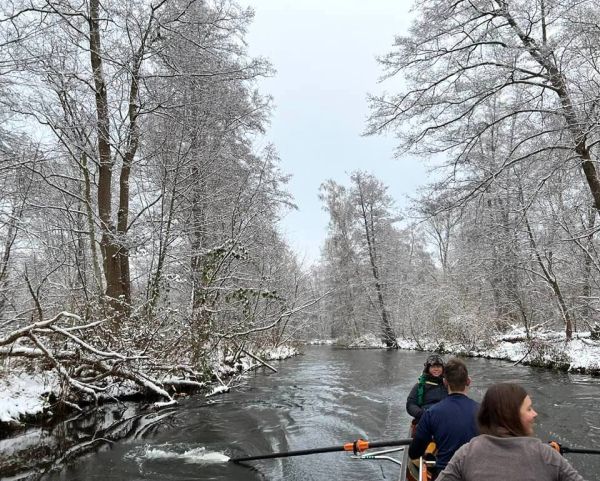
[549,441,600,455]
[229,438,412,463]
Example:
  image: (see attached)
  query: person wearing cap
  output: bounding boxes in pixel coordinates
[409,357,480,478]
[406,353,448,423]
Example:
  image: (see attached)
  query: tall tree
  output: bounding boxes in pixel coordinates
[319,181,363,339]
[320,172,402,347]
[350,172,398,348]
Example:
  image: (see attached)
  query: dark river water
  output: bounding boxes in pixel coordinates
[5,346,600,481]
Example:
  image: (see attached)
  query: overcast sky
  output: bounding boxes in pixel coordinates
[244,0,429,264]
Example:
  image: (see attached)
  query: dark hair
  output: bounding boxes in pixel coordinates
[478,383,529,437]
[443,357,469,391]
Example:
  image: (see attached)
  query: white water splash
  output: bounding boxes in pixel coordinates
[128,444,230,464]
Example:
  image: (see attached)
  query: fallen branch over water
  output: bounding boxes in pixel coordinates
[0,312,196,409]
[1,312,298,430]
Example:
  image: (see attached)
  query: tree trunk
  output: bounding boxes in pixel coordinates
[89,0,126,314]
[501,3,600,213]
[355,179,397,348]
[116,44,146,307]
[581,206,596,330]
[81,151,104,296]
[524,215,573,341]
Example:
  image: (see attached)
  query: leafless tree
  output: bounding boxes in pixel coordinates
[368,0,600,212]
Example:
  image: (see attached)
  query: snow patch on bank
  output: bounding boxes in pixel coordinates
[0,370,57,424]
[348,333,387,348]
[263,345,299,360]
[345,327,600,374]
[480,332,600,372]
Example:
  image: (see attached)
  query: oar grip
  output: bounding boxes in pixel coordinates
[548,441,600,455]
[549,441,562,454]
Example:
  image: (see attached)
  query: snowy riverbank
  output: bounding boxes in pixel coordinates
[348,327,600,374]
[0,345,299,433]
[3,327,600,433]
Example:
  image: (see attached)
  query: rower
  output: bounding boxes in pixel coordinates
[406,354,448,434]
[408,357,479,479]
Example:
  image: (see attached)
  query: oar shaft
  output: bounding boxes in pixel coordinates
[230,438,412,463]
[231,445,345,462]
[367,438,413,449]
[562,447,600,455]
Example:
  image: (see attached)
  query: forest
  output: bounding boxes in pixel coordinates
[320,0,600,350]
[2,0,600,413]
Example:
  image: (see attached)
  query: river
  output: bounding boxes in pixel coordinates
[5,346,600,480]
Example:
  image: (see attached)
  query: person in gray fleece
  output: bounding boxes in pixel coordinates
[437,383,586,481]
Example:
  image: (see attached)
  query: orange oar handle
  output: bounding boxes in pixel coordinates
[343,439,370,453]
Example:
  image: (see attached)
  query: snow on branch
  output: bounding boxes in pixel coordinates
[0,311,186,408]
[214,296,323,339]
[0,311,83,346]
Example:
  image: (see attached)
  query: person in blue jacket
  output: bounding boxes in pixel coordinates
[408,357,479,477]
[406,353,448,423]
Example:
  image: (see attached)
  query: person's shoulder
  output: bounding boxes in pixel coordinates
[464,434,501,451]
[444,393,476,405]
[424,395,452,414]
[452,435,480,457]
[479,435,559,455]
[448,393,479,406]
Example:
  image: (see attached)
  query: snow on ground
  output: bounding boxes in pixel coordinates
[480,332,600,372]
[263,345,299,360]
[0,345,301,428]
[0,370,58,426]
[306,339,335,345]
[349,327,600,374]
[348,333,387,348]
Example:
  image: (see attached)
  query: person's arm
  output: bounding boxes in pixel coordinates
[408,410,432,459]
[406,383,423,419]
[556,452,586,481]
[543,444,586,481]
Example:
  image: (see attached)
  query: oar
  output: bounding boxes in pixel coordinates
[549,442,600,455]
[561,446,600,455]
[229,438,412,463]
